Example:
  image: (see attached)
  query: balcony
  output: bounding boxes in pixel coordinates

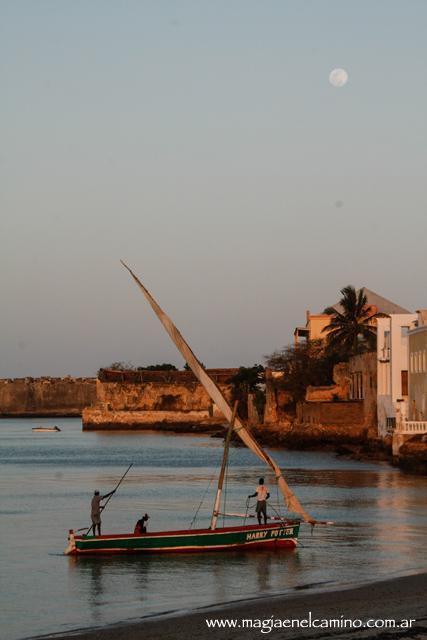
[396,421,427,435]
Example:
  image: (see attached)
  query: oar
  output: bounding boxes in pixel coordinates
[78,464,133,534]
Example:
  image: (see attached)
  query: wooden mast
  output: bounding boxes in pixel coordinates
[210,401,238,531]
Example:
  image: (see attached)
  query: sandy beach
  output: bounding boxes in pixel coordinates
[38,572,427,640]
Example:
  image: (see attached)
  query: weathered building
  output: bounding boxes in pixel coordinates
[82,368,238,430]
[298,352,377,434]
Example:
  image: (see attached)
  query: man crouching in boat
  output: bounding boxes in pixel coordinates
[248,477,270,525]
[134,513,150,535]
[90,489,115,536]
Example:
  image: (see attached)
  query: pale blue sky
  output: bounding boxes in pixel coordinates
[1,1,426,377]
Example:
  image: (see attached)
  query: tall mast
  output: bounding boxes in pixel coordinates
[210,401,238,530]
[121,261,315,524]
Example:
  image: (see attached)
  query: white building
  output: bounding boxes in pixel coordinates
[391,311,427,454]
[377,313,417,436]
[408,310,427,421]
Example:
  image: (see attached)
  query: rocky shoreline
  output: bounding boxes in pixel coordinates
[226,423,426,474]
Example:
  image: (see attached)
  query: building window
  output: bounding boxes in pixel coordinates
[380,331,391,361]
[401,370,408,396]
[386,417,396,430]
[350,372,364,400]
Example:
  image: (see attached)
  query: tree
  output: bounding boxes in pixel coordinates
[137,364,178,371]
[183,362,205,370]
[265,341,343,403]
[323,285,377,356]
[228,365,266,419]
[105,361,135,371]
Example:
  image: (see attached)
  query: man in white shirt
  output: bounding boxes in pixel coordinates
[248,477,270,525]
[90,489,115,536]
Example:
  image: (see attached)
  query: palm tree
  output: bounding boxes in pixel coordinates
[323,286,377,356]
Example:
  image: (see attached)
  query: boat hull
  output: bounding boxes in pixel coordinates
[65,521,300,555]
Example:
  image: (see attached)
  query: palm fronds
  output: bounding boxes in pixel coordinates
[323,286,377,356]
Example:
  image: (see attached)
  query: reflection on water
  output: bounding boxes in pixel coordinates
[67,546,303,619]
[0,418,426,640]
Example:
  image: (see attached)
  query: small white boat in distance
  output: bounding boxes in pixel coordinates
[32,426,61,432]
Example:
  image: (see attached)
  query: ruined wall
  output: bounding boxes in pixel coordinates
[82,408,221,431]
[83,368,237,430]
[96,380,226,412]
[0,377,96,417]
[305,363,350,402]
[296,400,365,426]
[348,351,377,430]
[263,369,294,425]
[303,352,377,432]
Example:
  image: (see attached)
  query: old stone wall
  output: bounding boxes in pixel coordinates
[348,351,377,430]
[0,377,96,417]
[82,408,222,431]
[305,362,350,402]
[296,400,365,426]
[96,380,231,412]
[302,352,377,433]
[263,369,294,425]
[83,368,237,430]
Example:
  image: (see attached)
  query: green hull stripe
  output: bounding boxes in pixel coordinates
[75,525,299,552]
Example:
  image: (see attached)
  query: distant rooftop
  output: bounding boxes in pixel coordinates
[328,288,411,316]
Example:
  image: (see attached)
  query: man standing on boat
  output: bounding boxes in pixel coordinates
[248,477,270,525]
[90,489,115,536]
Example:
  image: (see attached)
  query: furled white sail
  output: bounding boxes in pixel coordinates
[121,261,314,523]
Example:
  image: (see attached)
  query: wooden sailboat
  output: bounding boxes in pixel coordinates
[65,521,300,555]
[64,264,313,556]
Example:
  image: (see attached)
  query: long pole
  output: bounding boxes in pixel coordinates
[101,463,133,513]
[210,401,238,531]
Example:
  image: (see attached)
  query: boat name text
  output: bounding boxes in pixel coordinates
[246,528,294,541]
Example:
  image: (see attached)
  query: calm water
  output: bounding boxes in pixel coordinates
[0,418,426,640]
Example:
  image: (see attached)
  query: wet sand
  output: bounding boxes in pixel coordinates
[40,572,427,640]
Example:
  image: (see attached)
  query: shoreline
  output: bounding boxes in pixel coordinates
[32,571,427,640]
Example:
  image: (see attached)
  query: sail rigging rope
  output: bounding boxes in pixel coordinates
[275,482,283,518]
[222,438,230,528]
[189,471,216,529]
[244,497,250,525]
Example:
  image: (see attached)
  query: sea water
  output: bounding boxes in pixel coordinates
[0,418,426,640]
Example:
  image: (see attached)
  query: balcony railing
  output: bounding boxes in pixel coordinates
[396,421,427,434]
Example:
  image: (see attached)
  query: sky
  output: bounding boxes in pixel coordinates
[1,0,426,377]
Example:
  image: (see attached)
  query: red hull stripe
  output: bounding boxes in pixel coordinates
[74,521,300,542]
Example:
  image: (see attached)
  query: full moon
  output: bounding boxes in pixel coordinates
[329,68,348,88]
